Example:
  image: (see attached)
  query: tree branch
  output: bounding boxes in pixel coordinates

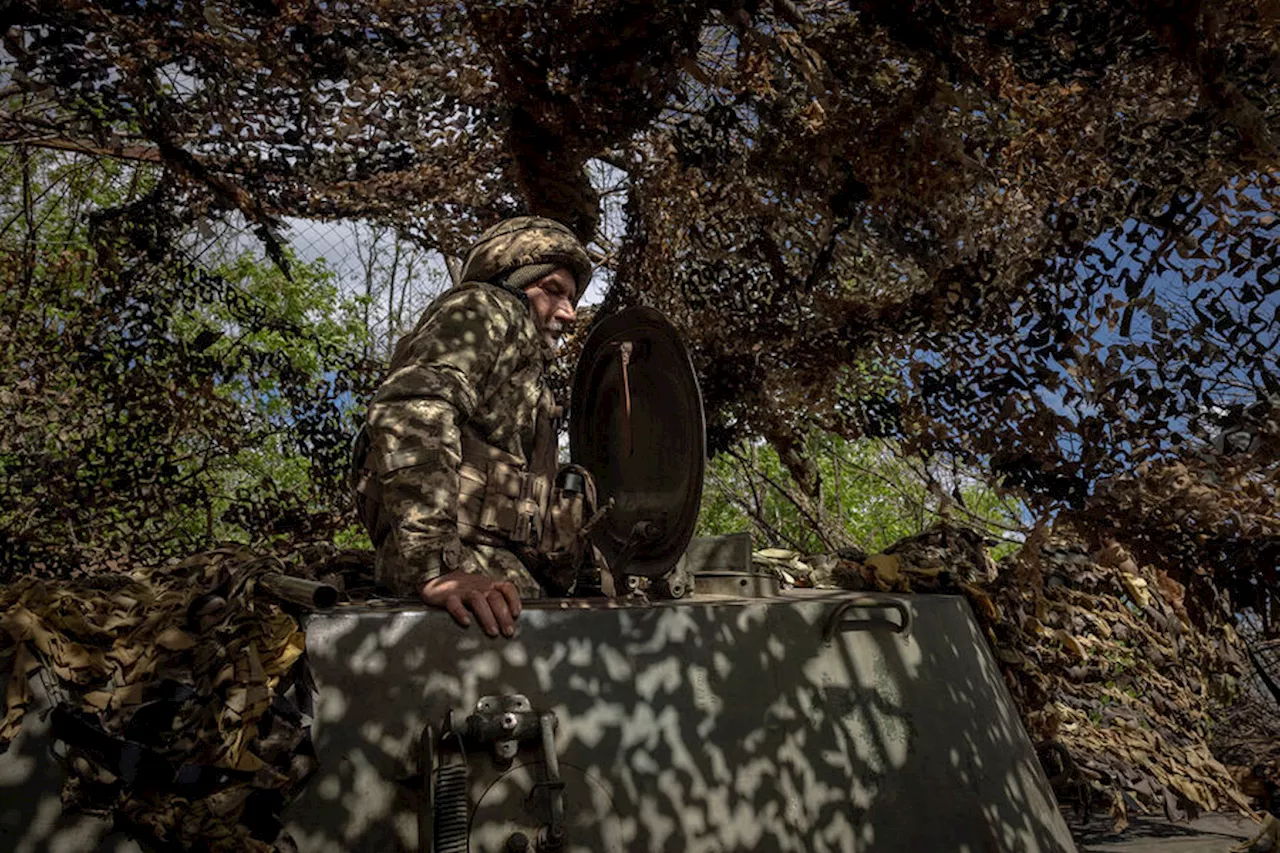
[726,446,849,551]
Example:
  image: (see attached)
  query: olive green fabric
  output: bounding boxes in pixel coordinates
[359,281,556,596]
[459,216,592,303]
[501,261,560,293]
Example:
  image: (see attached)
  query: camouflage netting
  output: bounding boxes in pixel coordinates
[981,537,1253,830]
[4,0,1278,579]
[1215,689,1280,817]
[0,546,349,852]
[2,528,1269,847]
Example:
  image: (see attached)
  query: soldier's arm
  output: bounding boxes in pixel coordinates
[365,287,521,597]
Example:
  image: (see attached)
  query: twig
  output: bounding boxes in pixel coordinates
[726,446,843,550]
[708,465,807,551]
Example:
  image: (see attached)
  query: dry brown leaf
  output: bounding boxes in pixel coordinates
[1,645,39,744]
[1110,789,1130,833]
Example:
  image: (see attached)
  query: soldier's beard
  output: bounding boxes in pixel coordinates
[543,320,565,349]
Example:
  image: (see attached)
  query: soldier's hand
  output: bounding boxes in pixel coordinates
[420,571,522,637]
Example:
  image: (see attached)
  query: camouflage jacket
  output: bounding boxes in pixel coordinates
[363,281,554,596]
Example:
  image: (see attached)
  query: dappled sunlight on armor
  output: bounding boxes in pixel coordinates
[288,593,1073,852]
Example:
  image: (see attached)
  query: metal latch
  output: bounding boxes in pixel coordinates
[422,694,566,852]
[465,694,539,765]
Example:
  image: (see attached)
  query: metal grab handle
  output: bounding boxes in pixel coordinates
[823,598,912,640]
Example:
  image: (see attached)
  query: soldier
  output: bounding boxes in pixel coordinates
[352,216,603,637]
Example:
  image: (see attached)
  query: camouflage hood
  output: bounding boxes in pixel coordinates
[460,216,592,305]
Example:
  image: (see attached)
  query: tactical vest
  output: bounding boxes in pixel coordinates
[351,388,602,592]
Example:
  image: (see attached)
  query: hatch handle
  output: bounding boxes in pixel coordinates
[823,598,911,640]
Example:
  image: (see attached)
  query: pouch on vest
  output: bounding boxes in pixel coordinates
[534,464,601,587]
[455,430,550,549]
[457,443,606,594]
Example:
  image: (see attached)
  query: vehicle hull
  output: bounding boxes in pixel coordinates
[288,590,1076,853]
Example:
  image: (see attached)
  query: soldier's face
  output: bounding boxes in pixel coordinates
[524,267,577,349]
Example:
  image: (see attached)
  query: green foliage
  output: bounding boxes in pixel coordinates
[698,432,1027,556]
[0,147,377,577]
[166,249,370,546]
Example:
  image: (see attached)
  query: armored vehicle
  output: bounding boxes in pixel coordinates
[1,308,1076,853]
